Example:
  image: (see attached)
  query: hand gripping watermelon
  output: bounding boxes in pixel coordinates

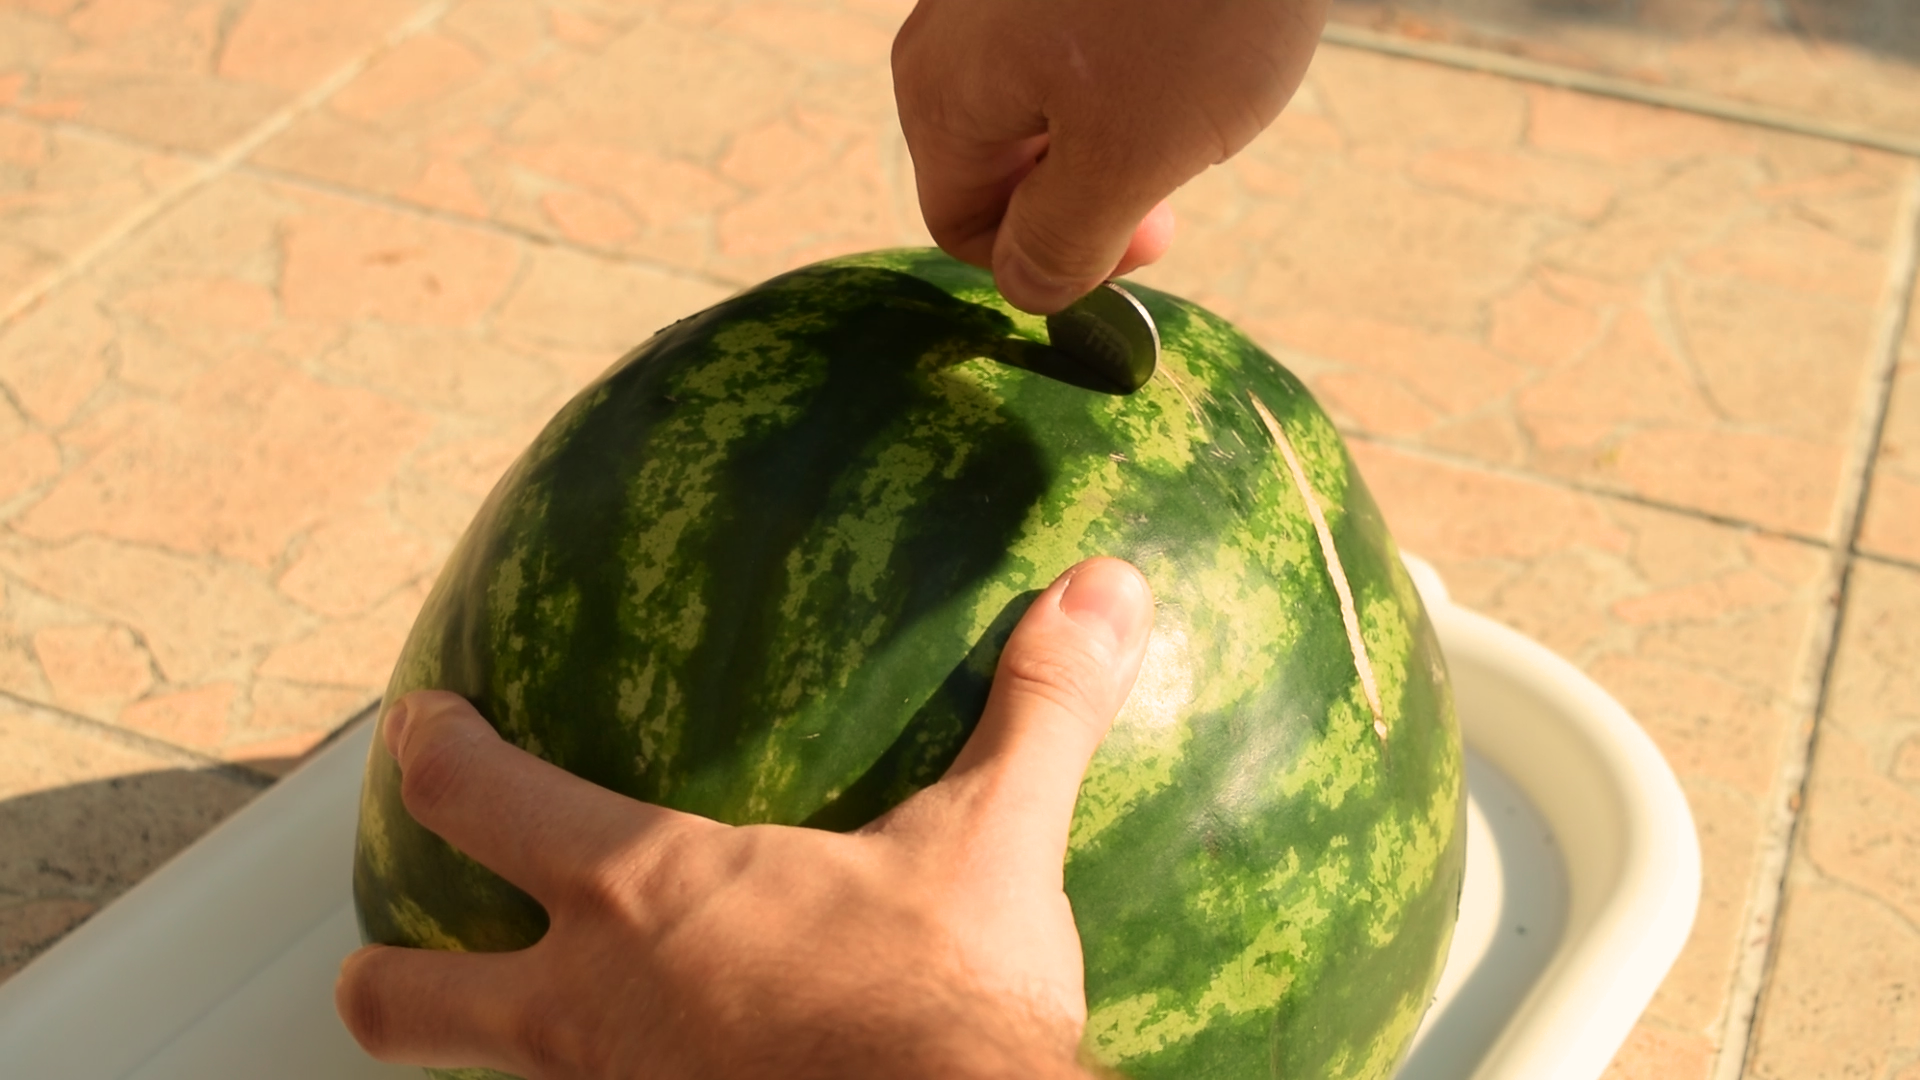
[353,249,1466,1079]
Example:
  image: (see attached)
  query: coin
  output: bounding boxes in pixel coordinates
[1045,281,1160,393]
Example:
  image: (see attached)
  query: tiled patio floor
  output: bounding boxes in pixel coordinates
[1327,0,1920,150]
[2,1,1916,1077]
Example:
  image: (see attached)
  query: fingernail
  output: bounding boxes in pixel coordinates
[1000,252,1083,315]
[1059,560,1150,651]
[382,699,409,759]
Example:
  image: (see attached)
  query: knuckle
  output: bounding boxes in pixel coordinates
[920,213,975,254]
[999,641,1109,723]
[1012,214,1103,280]
[563,856,642,918]
[515,992,583,1076]
[567,821,713,920]
[648,826,725,903]
[335,953,396,1055]
[397,731,473,823]
[572,1032,616,1079]
[889,21,924,84]
[889,6,923,60]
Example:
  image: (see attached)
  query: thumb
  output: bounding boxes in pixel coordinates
[937,557,1154,862]
[990,135,1180,313]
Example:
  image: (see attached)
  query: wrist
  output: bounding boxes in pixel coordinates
[757,973,1100,1080]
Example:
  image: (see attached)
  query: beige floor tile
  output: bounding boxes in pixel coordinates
[1327,0,1920,144]
[0,172,730,758]
[0,692,263,982]
[249,0,928,287]
[1135,44,1912,541]
[1599,1022,1714,1080]
[0,116,198,314]
[1858,274,1920,564]
[1719,558,1920,1078]
[1347,440,1831,1067]
[1802,560,1920,918]
[0,0,436,152]
[0,0,1901,1064]
[1747,879,1920,1079]
[225,712,362,777]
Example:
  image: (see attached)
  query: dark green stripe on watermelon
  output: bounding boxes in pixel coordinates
[354,249,1465,1080]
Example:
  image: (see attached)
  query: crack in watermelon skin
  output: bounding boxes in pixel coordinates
[353,250,1465,1080]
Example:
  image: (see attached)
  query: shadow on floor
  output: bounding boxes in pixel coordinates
[1334,0,1920,63]
[0,706,374,982]
[0,765,269,979]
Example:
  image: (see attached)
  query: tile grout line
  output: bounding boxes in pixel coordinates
[0,687,273,789]
[1342,429,1838,550]
[1859,549,1920,576]
[236,161,756,296]
[0,116,754,320]
[1319,23,1920,159]
[311,699,382,755]
[1708,161,1920,1080]
[0,0,455,330]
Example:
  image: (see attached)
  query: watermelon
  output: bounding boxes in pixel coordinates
[353,249,1465,1080]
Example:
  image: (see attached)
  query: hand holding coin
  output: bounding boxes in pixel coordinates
[892,0,1329,314]
[1047,282,1161,393]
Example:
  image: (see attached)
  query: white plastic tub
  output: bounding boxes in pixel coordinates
[1397,558,1700,1079]
[0,558,1699,1079]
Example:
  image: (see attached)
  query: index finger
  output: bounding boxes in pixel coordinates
[381,690,698,904]
[901,125,1050,270]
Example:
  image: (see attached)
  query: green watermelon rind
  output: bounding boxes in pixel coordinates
[354,249,1465,1080]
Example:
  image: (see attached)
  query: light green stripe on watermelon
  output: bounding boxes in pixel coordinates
[1270,690,1377,814]
[1325,987,1435,1080]
[1365,806,1452,947]
[354,778,397,882]
[601,320,820,789]
[1359,587,1414,731]
[1085,880,1327,1059]
[1266,392,1352,519]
